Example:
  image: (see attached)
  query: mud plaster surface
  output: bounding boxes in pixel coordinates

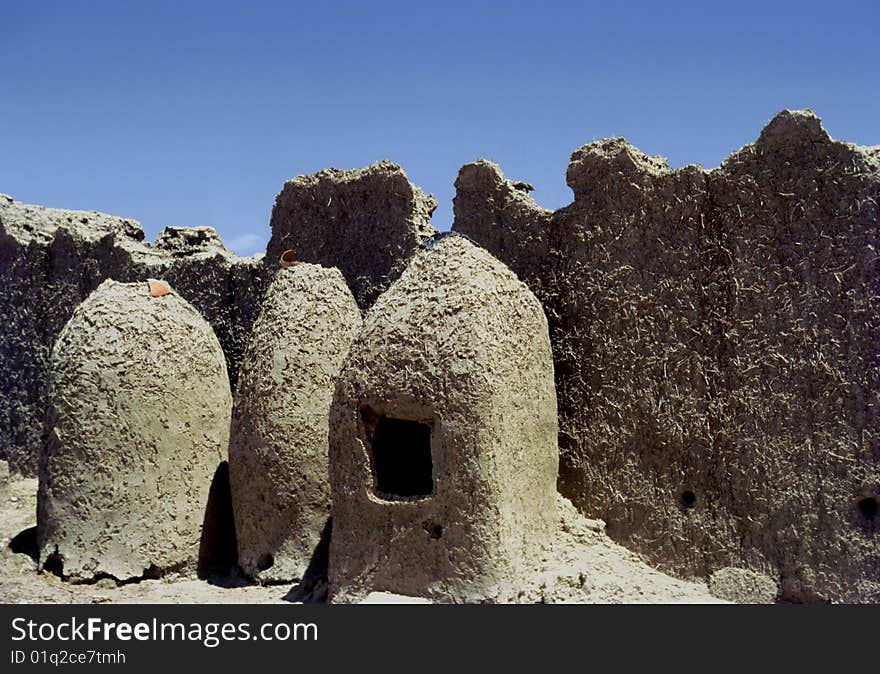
[0,197,267,476]
[38,280,231,582]
[3,108,877,603]
[329,236,559,603]
[266,161,436,310]
[229,264,362,582]
[453,109,880,603]
[2,478,724,604]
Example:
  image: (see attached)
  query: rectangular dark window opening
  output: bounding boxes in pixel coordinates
[371,416,433,499]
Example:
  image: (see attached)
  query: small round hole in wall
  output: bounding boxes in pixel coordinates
[857,496,878,521]
[257,553,275,571]
[680,490,697,509]
[422,519,443,539]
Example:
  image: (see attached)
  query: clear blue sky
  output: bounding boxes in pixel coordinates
[2,1,877,255]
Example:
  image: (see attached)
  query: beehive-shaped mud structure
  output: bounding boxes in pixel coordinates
[3,108,878,603]
[38,279,231,582]
[229,263,362,582]
[0,195,266,477]
[328,235,559,602]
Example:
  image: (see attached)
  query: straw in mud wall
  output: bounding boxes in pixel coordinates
[229,263,361,583]
[37,279,231,582]
[328,235,558,603]
[266,161,437,310]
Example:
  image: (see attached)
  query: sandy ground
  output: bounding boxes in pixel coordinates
[523,497,725,603]
[0,478,724,604]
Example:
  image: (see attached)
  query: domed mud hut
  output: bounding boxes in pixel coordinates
[229,263,362,583]
[328,234,559,603]
[37,279,232,582]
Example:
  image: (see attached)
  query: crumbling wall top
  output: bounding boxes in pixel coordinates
[565,137,672,200]
[719,108,880,174]
[0,194,148,249]
[153,226,230,257]
[267,160,437,309]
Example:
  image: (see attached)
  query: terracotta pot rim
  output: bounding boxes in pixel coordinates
[147,278,171,297]
[280,249,301,268]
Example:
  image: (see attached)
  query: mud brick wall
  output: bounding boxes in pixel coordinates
[0,160,435,477]
[0,197,267,475]
[266,161,436,310]
[3,110,879,601]
[453,110,880,602]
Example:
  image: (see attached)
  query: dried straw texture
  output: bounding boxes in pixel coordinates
[329,235,558,603]
[266,161,436,310]
[0,198,266,476]
[229,264,361,583]
[453,110,880,602]
[38,280,231,582]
